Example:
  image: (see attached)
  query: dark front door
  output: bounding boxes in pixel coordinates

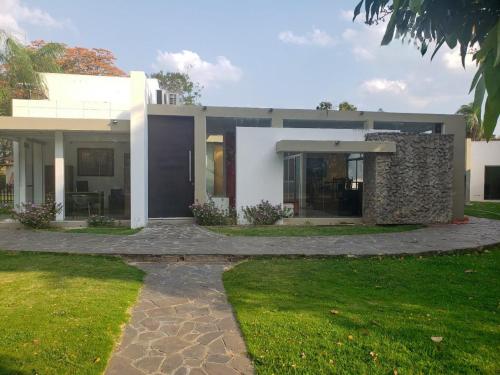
[148,115,195,217]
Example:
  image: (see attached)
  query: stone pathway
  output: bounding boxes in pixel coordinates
[106,262,253,375]
[0,217,499,256]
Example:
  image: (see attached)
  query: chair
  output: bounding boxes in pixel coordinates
[76,181,89,192]
[109,189,125,214]
[71,194,91,217]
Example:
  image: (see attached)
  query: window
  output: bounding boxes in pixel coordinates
[484,166,500,200]
[283,119,364,129]
[374,122,442,133]
[168,93,177,105]
[77,148,114,176]
[283,152,363,218]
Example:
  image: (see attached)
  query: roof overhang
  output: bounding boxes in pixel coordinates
[275,140,396,153]
[0,117,129,133]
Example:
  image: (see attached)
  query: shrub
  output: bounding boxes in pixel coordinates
[12,199,62,229]
[87,215,115,227]
[242,200,292,225]
[0,203,13,215]
[190,200,236,226]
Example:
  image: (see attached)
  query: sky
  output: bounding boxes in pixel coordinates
[0,0,486,120]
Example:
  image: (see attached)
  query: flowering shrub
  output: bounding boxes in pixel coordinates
[87,215,115,227]
[190,200,236,226]
[242,200,292,225]
[12,199,62,229]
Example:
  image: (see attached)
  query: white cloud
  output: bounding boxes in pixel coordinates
[441,49,476,72]
[352,46,374,61]
[278,28,336,47]
[340,10,354,21]
[0,0,68,41]
[360,78,407,94]
[154,50,242,87]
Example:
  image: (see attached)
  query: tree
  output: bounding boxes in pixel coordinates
[30,40,125,77]
[316,101,333,110]
[338,101,357,111]
[353,0,499,139]
[150,71,202,105]
[0,35,64,115]
[456,103,483,140]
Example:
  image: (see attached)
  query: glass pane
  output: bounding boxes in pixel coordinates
[283,152,363,217]
[374,122,442,133]
[283,119,364,129]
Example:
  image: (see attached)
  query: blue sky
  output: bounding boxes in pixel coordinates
[2,0,480,116]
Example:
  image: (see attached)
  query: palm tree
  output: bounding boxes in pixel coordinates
[0,33,64,115]
[456,103,483,141]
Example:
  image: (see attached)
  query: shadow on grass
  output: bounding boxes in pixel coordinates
[0,250,144,284]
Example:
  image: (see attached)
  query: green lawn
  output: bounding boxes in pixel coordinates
[224,250,500,374]
[465,201,500,220]
[209,224,423,237]
[66,227,142,235]
[0,251,144,375]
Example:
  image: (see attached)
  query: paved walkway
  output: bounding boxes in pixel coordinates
[106,262,253,375]
[0,217,499,256]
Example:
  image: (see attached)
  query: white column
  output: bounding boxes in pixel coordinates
[18,138,27,205]
[13,141,20,208]
[33,143,44,204]
[130,71,148,228]
[54,131,65,221]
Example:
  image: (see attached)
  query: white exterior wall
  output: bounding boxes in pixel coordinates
[235,127,377,223]
[12,73,160,120]
[470,141,500,201]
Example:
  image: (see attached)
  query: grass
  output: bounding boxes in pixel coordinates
[0,251,144,375]
[465,201,500,220]
[224,249,500,374]
[208,224,423,237]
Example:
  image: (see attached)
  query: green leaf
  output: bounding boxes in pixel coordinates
[469,65,483,93]
[381,14,397,45]
[495,20,500,66]
[409,0,422,13]
[353,0,363,20]
[482,94,500,140]
[472,76,485,123]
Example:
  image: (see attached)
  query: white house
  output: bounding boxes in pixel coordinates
[0,72,467,228]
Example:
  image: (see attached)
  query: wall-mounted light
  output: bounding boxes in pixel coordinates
[268,108,273,113]
[334,140,340,145]
[111,120,118,125]
[202,106,208,111]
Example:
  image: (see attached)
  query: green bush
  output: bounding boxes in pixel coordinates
[242,200,292,225]
[87,215,115,227]
[190,200,236,226]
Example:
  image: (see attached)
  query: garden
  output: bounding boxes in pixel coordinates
[0,251,143,375]
[191,200,423,237]
[224,249,500,374]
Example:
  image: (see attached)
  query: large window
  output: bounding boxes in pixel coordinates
[77,148,114,177]
[206,117,271,206]
[284,119,364,129]
[374,122,442,133]
[484,166,500,200]
[283,152,363,218]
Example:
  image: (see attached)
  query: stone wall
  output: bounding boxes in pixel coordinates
[363,133,454,224]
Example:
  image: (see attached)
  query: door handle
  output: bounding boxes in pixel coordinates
[188,150,192,182]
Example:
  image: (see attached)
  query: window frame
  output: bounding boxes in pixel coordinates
[77,148,114,177]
